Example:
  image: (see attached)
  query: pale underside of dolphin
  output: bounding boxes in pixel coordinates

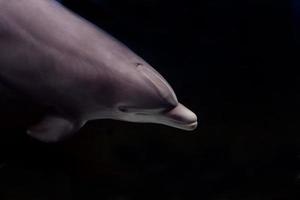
[0,0,197,142]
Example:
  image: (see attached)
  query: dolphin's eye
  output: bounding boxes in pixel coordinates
[136,63,143,67]
[118,106,129,113]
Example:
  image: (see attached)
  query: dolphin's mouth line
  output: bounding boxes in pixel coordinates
[177,120,198,127]
[186,121,197,125]
[161,118,198,131]
[186,121,198,127]
[161,118,197,127]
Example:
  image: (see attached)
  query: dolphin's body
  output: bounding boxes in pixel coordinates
[0,0,197,142]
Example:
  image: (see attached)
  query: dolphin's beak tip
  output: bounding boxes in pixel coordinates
[163,103,198,131]
[188,121,198,131]
[182,116,198,131]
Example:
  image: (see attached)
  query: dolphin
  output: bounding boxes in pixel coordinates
[0,0,197,142]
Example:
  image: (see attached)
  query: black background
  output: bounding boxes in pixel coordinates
[0,0,299,199]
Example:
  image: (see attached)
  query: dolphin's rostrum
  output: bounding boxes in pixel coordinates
[0,0,197,142]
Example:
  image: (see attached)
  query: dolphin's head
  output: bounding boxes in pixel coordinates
[106,63,198,131]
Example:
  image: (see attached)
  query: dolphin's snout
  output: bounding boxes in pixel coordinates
[163,103,198,131]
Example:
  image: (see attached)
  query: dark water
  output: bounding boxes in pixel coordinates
[0,0,298,199]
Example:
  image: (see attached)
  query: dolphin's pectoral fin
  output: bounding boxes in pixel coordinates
[27,115,84,143]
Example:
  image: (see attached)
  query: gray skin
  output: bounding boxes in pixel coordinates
[0,0,197,142]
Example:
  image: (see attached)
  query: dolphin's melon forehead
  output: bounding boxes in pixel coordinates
[136,63,178,108]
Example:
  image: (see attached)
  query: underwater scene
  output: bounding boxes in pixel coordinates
[0,0,298,199]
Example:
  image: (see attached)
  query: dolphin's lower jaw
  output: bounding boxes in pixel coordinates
[160,118,198,131]
[175,121,198,131]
